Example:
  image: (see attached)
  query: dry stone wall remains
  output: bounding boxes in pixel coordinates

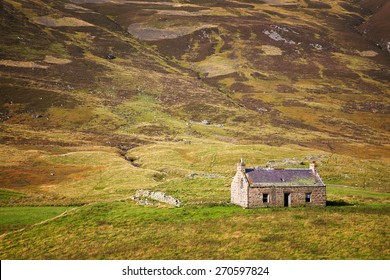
[132,190,181,207]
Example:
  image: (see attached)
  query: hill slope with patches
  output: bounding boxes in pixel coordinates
[0,0,389,260]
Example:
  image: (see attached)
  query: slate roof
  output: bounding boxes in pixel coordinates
[245,168,325,187]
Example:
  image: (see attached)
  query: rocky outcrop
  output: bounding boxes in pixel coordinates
[186,173,224,179]
[132,190,181,207]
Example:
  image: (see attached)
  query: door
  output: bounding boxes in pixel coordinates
[284,193,291,207]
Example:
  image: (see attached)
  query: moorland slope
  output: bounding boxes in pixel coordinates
[0,0,389,259]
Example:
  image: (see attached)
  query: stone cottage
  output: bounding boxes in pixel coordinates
[231,159,326,208]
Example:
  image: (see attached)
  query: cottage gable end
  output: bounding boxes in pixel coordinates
[230,160,249,208]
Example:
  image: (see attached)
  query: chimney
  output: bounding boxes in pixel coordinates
[309,161,318,174]
[237,158,246,173]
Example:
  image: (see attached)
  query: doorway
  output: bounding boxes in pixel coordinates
[284,193,291,207]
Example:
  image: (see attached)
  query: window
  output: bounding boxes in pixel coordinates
[263,193,269,203]
[240,178,244,189]
[305,193,311,203]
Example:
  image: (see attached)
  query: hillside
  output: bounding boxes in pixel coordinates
[0,0,389,259]
[357,0,390,52]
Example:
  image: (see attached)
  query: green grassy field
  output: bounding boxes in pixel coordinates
[1,134,389,260]
[0,141,389,259]
[0,206,72,235]
[1,201,389,259]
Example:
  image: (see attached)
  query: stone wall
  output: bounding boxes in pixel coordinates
[248,186,326,208]
[133,190,181,207]
[230,171,249,208]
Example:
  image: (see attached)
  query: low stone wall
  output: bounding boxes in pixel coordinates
[132,190,181,207]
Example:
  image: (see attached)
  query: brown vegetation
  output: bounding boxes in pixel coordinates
[0,0,389,260]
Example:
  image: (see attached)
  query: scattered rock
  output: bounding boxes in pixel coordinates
[267,155,329,167]
[304,155,329,161]
[130,197,154,206]
[106,54,116,60]
[201,120,211,125]
[310,43,323,51]
[132,190,181,207]
[187,173,224,179]
[256,107,268,112]
[0,112,10,121]
[263,30,296,45]
[271,25,299,34]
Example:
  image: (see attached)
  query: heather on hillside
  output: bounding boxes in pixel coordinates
[0,0,389,259]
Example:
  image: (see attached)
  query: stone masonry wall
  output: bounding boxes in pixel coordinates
[231,171,249,208]
[248,186,326,208]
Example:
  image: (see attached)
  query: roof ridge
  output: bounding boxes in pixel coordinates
[247,167,312,171]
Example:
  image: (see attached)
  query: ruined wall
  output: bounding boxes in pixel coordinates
[133,190,181,207]
[230,171,249,208]
[248,186,326,208]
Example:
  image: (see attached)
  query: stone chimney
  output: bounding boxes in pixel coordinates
[237,158,246,173]
[309,161,318,175]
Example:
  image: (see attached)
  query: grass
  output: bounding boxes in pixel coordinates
[1,136,388,259]
[2,140,384,205]
[327,185,390,205]
[332,52,381,72]
[259,45,283,56]
[128,142,390,189]
[150,177,231,205]
[0,129,388,259]
[127,142,319,176]
[195,55,238,78]
[0,189,24,203]
[0,202,388,259]
[41,150,163,202]
[0,206,72,234]
[113,94,187,136]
